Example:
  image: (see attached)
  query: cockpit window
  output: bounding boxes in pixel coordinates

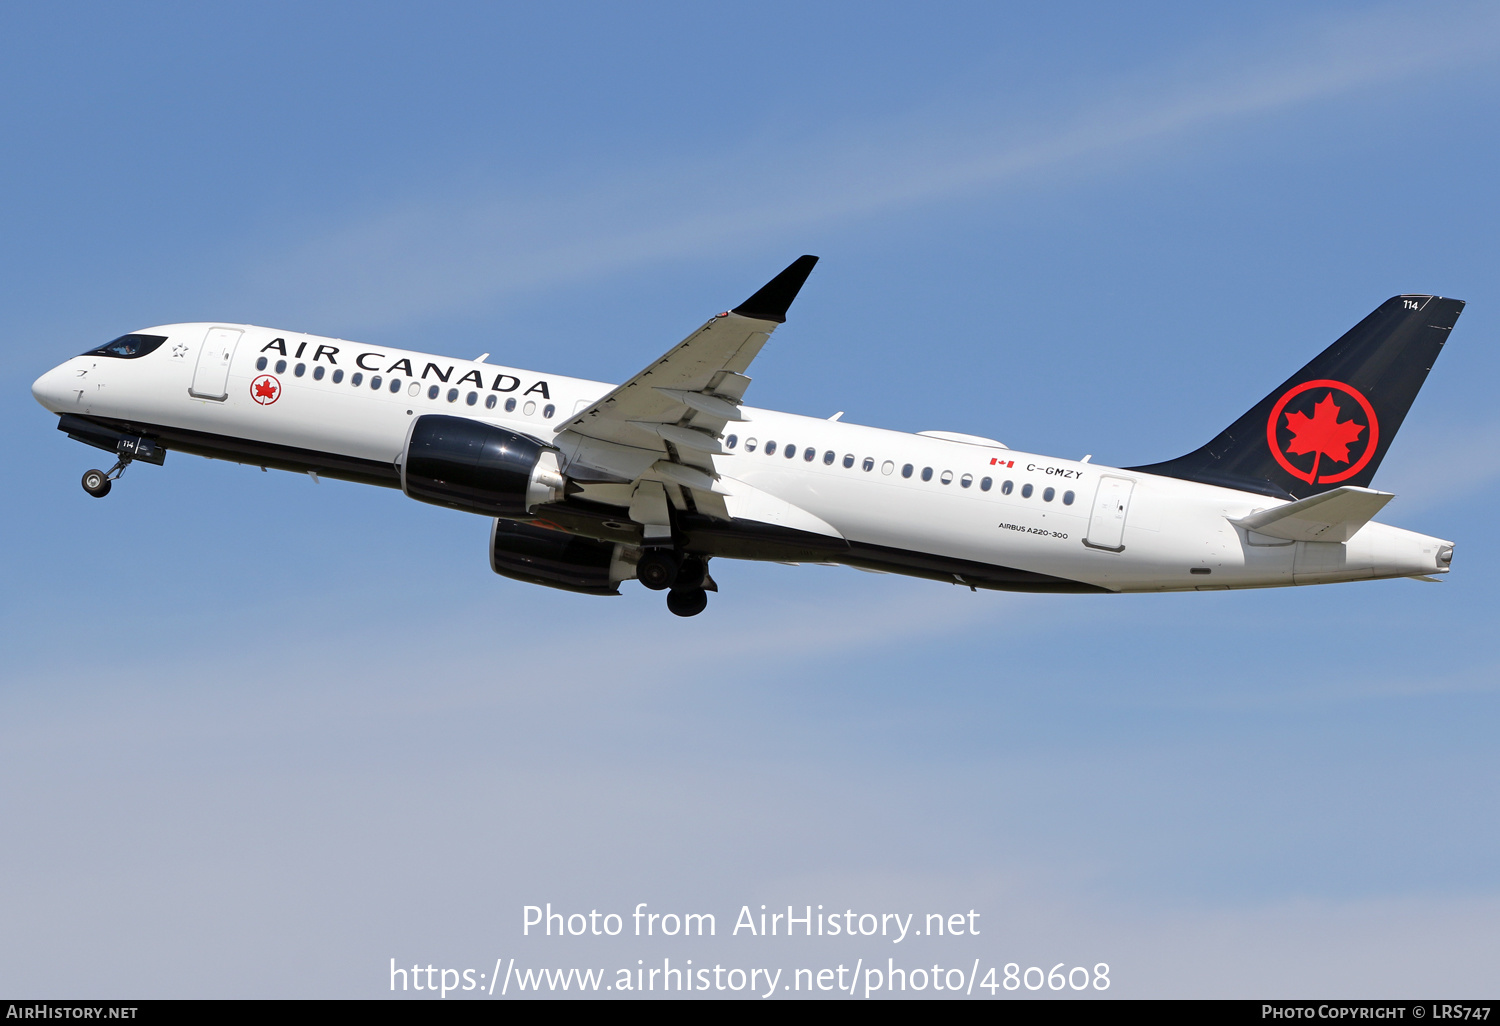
[81,334,168,359]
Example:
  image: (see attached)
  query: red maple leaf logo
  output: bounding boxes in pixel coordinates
[254,378,278,400]
[1283,392,1364,481]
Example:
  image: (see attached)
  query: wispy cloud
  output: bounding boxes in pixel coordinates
[0,569,1005,746]
[243,4,1500,331]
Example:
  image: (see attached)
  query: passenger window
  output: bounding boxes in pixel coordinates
[1063,490,1075,505]
[823,450,835,465]
[726,435,738,449]
[843,454,854,468]
[371,375,382,390]
[407,382,419,396]
[863,457,876,472]
[294,363,306,377]
[785,444,797,459]
[390,379,402,393]
[1043,486,1055,501]
[313,365,325,380]
[960,473,972,488]
[766,441,777,455]
[428,385,440,399]
[333,369,344,383]
[505,397,517,412]
[1021,483,1034,498]
[351,372,363,387]
[275,359,288,374]
[523,400,536,415]
[543,404,555,419]
[902,464,913,478]
[745,438,758,452]
[1001,480,1013,494]
[921,467,933,482]
[466,392,478,406]
[446,388,458,402]
[881,460,893,475]
[940,470,953,485]
[980,477,992,491]
[802,447,814,461]
[486,394,497,409]
[256,356,268,371]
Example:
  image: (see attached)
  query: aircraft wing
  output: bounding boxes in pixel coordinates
[558,256,818,523]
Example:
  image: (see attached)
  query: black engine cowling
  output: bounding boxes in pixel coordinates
[401,415,564,517]
[490,519,627,595]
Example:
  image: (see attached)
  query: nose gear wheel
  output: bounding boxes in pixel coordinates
[81,469,111,497]
[80,454,134,498]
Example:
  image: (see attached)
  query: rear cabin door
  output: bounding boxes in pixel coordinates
[1084,475,1134,551]
[189,327,242,400]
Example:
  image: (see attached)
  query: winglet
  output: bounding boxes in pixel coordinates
[732,255,819,323]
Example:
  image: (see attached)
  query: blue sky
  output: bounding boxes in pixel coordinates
[2,2,1498,998]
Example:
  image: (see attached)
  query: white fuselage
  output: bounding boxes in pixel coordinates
[31,323,1453,593]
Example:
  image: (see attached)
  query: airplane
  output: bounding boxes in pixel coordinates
[30,256,1461,616]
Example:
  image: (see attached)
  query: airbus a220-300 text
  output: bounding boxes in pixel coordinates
[31,257,1460,615]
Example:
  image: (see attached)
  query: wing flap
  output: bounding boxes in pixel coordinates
[632,421,726,455]
[654,388,745,421]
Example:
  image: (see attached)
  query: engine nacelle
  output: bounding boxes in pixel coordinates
[401,415,564,517]
[490,519,633,595]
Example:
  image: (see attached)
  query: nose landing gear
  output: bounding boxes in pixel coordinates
[77,434,164,498]
[81,467,112,497]
[81,455,134,498]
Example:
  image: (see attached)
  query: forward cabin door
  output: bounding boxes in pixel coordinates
[1084,475,1134,551]
[189,327,242,400]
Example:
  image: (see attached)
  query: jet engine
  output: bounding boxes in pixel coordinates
[490,518,634,595]
[401,415,564,517]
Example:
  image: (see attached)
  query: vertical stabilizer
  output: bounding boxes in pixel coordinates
[1129,295,1463,499]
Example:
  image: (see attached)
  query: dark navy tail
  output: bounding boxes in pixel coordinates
[1129,295,1464,499]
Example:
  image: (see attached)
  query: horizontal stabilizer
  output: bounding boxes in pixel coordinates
[1230,485,1393,543]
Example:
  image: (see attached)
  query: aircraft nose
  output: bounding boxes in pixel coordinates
[31,363,71,411]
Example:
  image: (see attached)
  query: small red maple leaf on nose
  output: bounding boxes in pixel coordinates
[254,378,278,400]
[1283,392,1365,481]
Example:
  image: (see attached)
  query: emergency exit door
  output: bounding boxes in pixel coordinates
[189,327,242,400]
[1084,475,1134,552]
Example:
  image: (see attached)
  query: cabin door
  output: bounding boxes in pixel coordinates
[1084,475,1134,552]
[189,327,242,400]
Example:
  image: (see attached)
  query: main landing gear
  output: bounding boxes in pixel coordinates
[637,549,712,617]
